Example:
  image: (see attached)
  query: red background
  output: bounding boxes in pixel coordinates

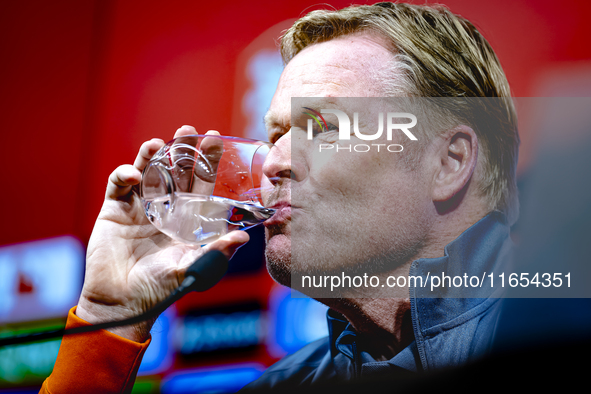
[0,1,590,389]
[1,0,590,247]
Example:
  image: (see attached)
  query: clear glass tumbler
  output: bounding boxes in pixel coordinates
[140,134,275,245]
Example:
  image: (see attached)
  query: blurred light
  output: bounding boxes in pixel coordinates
[242,49,283,141]
[0,236,84,324]
[267,286,329,357]
[174,305,265,356]
[0,339,61,385]
[131,376,161,394]
[138,308,173,375]
[160,363,265,394]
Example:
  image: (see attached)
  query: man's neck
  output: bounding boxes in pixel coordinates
[319,206,490,361]
[322,295,414,361]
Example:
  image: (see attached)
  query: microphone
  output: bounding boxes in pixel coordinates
[177,249,229,292]
[0,250,229,348]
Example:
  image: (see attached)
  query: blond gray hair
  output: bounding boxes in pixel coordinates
[280,2,520,224]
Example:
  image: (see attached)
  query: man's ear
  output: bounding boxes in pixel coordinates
[432,125,478,203]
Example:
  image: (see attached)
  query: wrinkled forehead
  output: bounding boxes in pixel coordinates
[265,33,397,135]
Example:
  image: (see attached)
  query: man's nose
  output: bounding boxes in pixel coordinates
[263,131,292,185]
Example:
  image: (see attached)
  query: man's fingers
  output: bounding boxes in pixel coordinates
[174,125,198,139]
[177,231,250,280]
[204,230,250,259]
[105,138,164,201]
[106,164,142,200]
[133,139,165,172]
[173,125,220,138]
[170,127,222,194]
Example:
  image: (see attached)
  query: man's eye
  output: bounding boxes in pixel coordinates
[302,108,338,138]
[326,122,339,131]
[311,122,339,137]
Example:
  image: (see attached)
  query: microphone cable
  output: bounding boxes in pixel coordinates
[0,250,228,348]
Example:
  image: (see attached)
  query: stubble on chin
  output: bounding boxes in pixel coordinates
[264,226,292,287]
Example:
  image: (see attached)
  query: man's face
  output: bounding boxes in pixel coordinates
[262,33,434,288]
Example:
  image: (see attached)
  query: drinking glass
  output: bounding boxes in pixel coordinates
[140,134,275,245]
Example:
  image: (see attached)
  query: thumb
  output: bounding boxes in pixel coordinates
[177,230,250,277]
[203,230,250,260]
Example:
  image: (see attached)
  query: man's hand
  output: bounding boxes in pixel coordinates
[76,126,249,342]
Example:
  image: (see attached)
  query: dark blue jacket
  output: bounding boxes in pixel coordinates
[243,212,512,390]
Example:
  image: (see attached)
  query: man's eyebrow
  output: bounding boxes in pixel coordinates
[263,98,341,129]
[264,109,292,131]
[263,111,277,130]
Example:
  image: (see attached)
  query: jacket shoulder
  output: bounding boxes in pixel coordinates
[241,337,331,391]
